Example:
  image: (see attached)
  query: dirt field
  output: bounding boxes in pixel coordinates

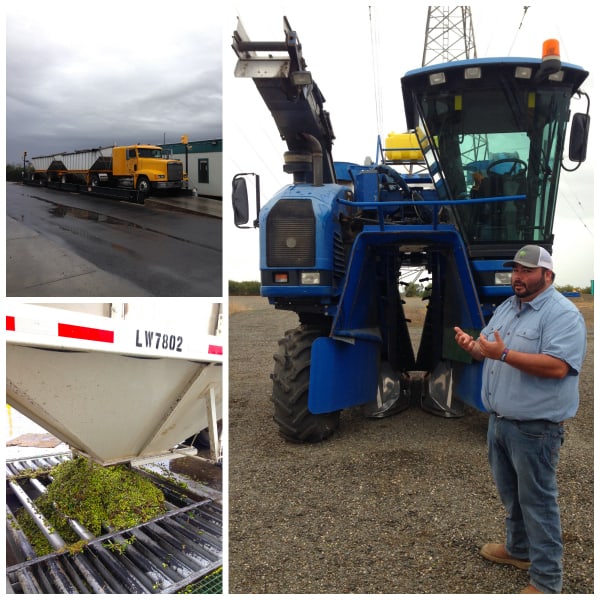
[228,295,593,594]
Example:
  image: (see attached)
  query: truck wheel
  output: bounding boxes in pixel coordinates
[136,176,151,200]
[271,324,340,442]
[90,174,100,187]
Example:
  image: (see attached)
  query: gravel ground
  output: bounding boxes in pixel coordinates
[228,295,593,594]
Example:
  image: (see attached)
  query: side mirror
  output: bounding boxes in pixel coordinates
[232,176,249,226]
[568,113,590,162]
[232,173,260,228]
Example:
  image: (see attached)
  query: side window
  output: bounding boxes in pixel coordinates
[127,148,137,160]
[198,158,209,183]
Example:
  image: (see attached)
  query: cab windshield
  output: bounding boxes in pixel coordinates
[413,81,571,245]
[137,148,163,159]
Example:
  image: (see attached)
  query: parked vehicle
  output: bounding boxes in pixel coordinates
[29,144,186,197]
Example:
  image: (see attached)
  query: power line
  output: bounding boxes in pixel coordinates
[507,6,530,55]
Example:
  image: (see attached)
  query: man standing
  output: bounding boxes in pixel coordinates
[454,245,587,594]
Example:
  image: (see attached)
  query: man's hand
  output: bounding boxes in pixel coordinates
[454,326,477,353]
[478,330,506,360]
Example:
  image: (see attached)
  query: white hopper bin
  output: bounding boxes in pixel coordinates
[6,301,223,466]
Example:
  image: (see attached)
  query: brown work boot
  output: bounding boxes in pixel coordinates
[480,543,531,570]
[520,584,543,593]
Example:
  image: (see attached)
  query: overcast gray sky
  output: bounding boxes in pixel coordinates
[225,1,595,287]
[5,1,222,164]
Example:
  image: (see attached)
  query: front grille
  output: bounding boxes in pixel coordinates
[267,199,316,267]
[6,453,222,594]
[167,162,183,181]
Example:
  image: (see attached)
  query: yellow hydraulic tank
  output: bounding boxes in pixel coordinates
[384,132,423,161]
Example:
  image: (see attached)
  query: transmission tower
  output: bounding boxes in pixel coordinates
[422,7,487,187]
[422,6,477,66]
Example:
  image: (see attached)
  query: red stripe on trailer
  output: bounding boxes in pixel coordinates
[7,316,15,331]
[208,344,223,355]
[58,323,114,344]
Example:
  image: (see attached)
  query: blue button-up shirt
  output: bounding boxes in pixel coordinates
[480,285,587,422]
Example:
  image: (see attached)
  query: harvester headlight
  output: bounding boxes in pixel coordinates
[301,272,321,285]
[291,71,313,86]
[495,271,512,285]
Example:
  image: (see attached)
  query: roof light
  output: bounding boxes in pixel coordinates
[429,72,446,86]
[464,67,481,79]
[515,66,533,79]
[548,71,565,82]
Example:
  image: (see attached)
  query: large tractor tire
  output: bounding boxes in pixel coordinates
[271,324,340,442]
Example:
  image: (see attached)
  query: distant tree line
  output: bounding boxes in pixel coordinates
[6,164,26,182]
[229,281,261,296]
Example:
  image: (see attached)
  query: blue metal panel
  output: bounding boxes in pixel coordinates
[479,285,513,297]
[332,224,485,336]
[471,259,509,272]
[308,337,380,413]
[259,183,347,274]
[453,362,486,412]
[402,57,585,78]
[261,284,333,298]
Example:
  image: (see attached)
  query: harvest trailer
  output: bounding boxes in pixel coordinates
[232,18,590,442]
[6,301,223,593]
[27,144,186,201]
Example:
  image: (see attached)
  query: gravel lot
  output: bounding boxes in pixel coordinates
[228,295,593,594]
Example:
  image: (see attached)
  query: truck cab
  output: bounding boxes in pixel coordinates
[111,144,185,194]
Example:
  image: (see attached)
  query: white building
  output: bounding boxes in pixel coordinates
[162,138,222,200]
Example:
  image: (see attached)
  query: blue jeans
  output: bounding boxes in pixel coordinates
[487,413,565,593]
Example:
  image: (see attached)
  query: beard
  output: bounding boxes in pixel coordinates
[512,270,547,300]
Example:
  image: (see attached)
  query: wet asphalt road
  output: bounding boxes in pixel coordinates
[6,183,222,297]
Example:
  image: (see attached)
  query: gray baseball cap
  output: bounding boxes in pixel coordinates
[503,245,554,270]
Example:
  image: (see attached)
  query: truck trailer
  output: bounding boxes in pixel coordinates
[29,144,186,198]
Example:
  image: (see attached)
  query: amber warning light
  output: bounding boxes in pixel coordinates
[542,38,560,61]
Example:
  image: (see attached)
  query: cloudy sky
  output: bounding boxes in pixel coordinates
[225,1,595,287]
[5,1,222,165]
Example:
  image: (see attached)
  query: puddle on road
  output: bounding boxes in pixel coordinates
[48,203,130,227]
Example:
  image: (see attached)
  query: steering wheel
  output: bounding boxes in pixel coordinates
[486,158,527,176]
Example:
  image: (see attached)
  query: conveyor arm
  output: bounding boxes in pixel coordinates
[232,16,337,184]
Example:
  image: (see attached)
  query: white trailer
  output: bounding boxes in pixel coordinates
[6,300,223,465]
[30,147,114,172]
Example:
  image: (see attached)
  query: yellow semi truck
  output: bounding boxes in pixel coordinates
[30,144,186,197]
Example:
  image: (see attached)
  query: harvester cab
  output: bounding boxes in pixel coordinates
[232,17,590,442]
